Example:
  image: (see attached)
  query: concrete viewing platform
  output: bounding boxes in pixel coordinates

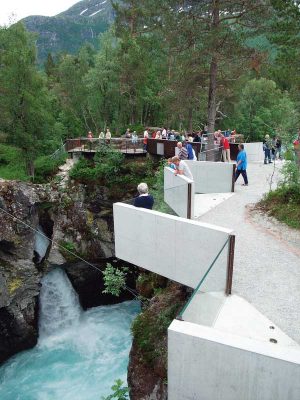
[113,159,300,400]
[197,161,300,344]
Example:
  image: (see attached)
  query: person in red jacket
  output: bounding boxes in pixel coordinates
[220,134,231,162]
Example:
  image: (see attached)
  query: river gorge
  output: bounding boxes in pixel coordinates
[0,177,171,400]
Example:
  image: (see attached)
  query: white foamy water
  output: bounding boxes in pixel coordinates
[0,268,140,400]
[34,225,50,263]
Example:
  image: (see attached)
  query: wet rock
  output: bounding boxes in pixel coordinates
[63,260,138,309]
[0,180,44,363]
[128,282,187,400]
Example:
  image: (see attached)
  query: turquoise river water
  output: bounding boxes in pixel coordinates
[0,269,140,400]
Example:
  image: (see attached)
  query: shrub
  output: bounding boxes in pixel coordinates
[34,154,67,183]
[102,263,128,296]
[69,147,124,184]
[101,379,129,400]
[0,144,29,181]
[131,292,182,365]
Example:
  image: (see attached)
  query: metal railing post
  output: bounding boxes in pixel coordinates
[225,234,235,295]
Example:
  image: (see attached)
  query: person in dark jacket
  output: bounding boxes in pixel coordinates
[133,183,154,210]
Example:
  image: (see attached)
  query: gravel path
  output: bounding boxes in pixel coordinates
[197,161,300,343]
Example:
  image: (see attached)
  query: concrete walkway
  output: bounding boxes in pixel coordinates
[196,162,300,344]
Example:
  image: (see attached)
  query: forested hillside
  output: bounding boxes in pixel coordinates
[22,0,115,63]
[0,0,299,179]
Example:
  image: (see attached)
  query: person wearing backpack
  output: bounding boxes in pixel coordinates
[263,134,272,164]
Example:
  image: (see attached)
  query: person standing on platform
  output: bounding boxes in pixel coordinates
[235,144,248,186]
[177,142,188,160]
[132,131,138,145]
[221,134,231,162]
[263,134,272,164]
[125,128,131,139]
[105,128,111,144]
[143,128,149,152]
[99,131,105,145]
[186,141,194,160]
[134,183,154,210]
[87,131,93,151]
[275,136,282,160]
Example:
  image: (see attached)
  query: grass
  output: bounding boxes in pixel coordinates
[131,288,183,366]
[260,184,300,229]
[0,143,67,183]
[0,144,29,181]
[151,160,176,215]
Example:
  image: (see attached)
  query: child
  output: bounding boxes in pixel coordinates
[167,158,176,170]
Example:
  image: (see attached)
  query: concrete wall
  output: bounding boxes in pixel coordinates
[168,319,300,400]
[185,161,234,193]
[244,142,264,163]
[164,167,194,219]
[113,203,233,290]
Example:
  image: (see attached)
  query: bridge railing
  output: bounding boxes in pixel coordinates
[66,137,145,154]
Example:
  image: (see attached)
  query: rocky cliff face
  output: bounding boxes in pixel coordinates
[128,275,188,400]
[0,180,47,363]
[0,177,120,364]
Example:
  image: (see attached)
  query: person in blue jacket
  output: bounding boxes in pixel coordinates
[235,144,248,186]
[133,183,154,209]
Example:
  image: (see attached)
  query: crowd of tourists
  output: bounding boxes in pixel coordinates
[133,141,247,212]
[262,134,282,164]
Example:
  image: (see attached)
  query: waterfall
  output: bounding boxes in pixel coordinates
[34,225,50,263]
[0,267,140,400]
[39,268,82,340]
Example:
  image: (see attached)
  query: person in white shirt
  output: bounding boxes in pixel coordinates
[105,128,111,143]
[143,129,149,139]
[131,131,138,144]
[162,128,167,139]
[172,156,193,180]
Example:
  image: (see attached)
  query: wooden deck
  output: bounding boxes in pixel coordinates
[68,147,146,155]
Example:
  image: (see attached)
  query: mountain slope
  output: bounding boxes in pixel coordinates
[22,0,115,64]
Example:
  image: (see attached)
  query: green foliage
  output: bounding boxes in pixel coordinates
[1,2,300,180]
[23,1,110,64]
[69,146,124,184]
[131,293,181,365]
[0,144,29,181]
[59,240,78,262]
[228,78,299,141]
[0,24,64,176]
[279,160,300,187]
[34,154,67,183]
[102,263,128,297]
[101,379,129,400]
[260,158,300,229]
[261,184,300,229]
[151,161,175,215]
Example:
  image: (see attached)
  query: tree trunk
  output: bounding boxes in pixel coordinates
[206,0,220,161]
[188,107,193,134]
[207,57,218,134]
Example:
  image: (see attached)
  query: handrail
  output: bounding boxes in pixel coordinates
[66,137,146,154]
[177,237,230,320]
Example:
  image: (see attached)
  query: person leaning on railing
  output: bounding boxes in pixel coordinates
[172,156,193,180]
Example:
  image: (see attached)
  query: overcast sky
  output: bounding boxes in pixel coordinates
[0,0,79,26]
